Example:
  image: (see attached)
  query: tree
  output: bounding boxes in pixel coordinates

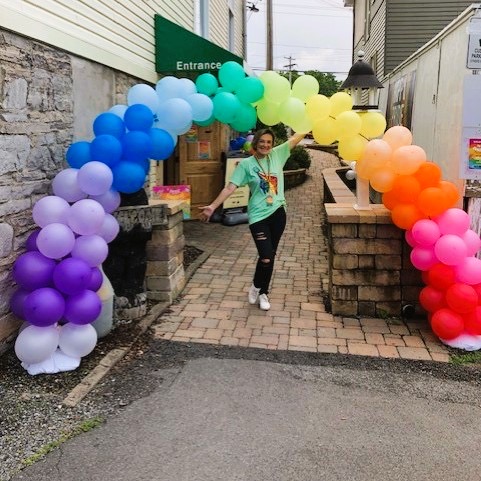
[279,70,341,97]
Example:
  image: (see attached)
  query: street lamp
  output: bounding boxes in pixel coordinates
[340,51,384,210]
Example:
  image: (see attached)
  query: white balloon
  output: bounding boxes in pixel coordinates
[15,325,59,364]
[346,170,356,181]
[59,323,97,358]
[441,333,481,351]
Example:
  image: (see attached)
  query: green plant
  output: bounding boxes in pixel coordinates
[449,351,481,365]
[21,417,103,467]
[284,146,311,171]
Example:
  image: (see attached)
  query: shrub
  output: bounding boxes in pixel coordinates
[284,146,311,171]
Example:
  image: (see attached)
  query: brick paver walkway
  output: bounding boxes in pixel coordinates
[153,149,450,363]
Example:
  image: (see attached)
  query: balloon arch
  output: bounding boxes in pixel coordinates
[10,61,481,374]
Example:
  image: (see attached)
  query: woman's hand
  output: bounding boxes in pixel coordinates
[199,205,215,222]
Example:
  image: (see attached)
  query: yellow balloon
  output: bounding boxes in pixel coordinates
[279,97,305,126]
[260,72,291,103]
[290,115,313,134]
[306,95,331,122]
[338,135,368,161]
[359,111,387,138]
[291,75,319,102]
[256,99,280,126]
[335,111,362,138]
[312,117,337,145]
[329,92,353,117]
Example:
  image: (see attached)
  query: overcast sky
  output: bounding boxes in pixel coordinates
[246,0,353,80]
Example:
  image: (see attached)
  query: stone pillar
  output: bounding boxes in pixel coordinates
[325,203,423,318]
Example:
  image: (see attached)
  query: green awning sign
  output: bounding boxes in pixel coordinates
[155,15,244,74]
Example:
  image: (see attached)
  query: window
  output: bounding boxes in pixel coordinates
[195,0,209,38]
[228,5,234,51]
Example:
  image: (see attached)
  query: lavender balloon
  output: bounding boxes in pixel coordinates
[23,287,65,327]
[12,251,56,290]
[98,214,120,243]
[52,168,87,203]
[71,235,109,267]
[32,196,70,227]
[64,289,102,325]
[77,161,113,196]
[36,223,76,259]
[53,257,93,295]
[68,199,105,236]
[89,189,121,214]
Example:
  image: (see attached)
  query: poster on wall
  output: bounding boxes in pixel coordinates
[460,75,481,180]
[385,71,416,129]
[198,141,211,159]
[151,185,191,219]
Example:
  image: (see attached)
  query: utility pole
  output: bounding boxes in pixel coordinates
[283,55,297,86]
[266,0,273,70]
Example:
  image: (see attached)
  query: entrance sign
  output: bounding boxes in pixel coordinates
[467,16,481,69]
[155,15,243,74]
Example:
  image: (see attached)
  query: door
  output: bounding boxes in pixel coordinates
[179,122,228,219]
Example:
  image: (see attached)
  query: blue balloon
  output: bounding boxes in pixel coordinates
[124,104,154,132]
[121,131,152,162]
[112,161,146,194]
[66,141,91,169]
[149,128,175,160]
[93,112,125,139]
[135,158,151,173]
[90,135,122,167]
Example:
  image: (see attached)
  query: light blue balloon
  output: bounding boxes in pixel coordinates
[127,84,159,113]
[109,104,128,119]
[177,78,197,99]
[156,98,193,133]
[155,76,181,103]
[186,93,214,122]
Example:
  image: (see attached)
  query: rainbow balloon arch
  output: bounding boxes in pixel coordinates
[9,61,481,375]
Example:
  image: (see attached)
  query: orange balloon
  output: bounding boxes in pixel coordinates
[414,162,442,189]
[391,145,427,175]
[382,190,398,210]
[382,126,412,151]
[361,139,392,170]
[417,187,449,217]
[391,203,424,230]
[389,175,421,204]
[439,180,460,208]
[355,158,370,180]
[370,167,396,192]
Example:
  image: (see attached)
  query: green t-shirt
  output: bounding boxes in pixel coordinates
[229,141,291,225]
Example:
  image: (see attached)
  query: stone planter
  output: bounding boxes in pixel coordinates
[284,168,307,190]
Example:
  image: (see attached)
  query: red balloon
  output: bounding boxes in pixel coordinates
[464,306,481,335]
[419,285,446,312]
[431,308,464,340]
[427,263,456,291]
[445,283,478,314]
[472,283,481,304]
[421,270,430,285]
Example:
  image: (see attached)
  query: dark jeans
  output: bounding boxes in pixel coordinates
[249,207,286,295]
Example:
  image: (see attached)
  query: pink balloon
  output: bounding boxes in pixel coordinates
[435,208,470,236]
[405,229,417,248]
[411,219,441,247]
[455,257,481,285]
[434,234,468,266]
[410,245,438,271]
[462,229,481,256]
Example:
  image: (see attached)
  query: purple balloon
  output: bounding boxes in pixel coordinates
[23,287,65,327]
[71,235,109,267]
[10,289,30,318]
[89,189,121,214]
[64,289,102,325]
[53,257,93,295]
[26,229,40,251]
[88,267,103,291]
[12,251,56,290]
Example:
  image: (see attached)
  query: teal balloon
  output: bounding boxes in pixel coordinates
[195,73,218,96]
[230,103,257,132]
[218,61,245,92]
[235,77,265,104]
[213,92,241,124]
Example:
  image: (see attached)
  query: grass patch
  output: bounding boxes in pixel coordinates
[21,417,103,467]
[449,351,481,365]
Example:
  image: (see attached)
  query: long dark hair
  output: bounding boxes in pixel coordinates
[251,128,275,151]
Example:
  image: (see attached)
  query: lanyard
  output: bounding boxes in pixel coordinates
[255,155,271,184]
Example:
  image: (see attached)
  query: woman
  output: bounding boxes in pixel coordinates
[199,129,305,310]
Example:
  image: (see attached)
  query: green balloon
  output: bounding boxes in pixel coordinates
[195,73,218,96]
[213,92,241,124]
[230,103,257,132]
[236,77,265,104]
[195,114,216,127]
[218,61,245,92]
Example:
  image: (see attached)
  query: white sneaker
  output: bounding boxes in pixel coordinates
[248,284,261,304]
[259,294,271,311]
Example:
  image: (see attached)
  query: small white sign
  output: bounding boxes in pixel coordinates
[467,17,481,69]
